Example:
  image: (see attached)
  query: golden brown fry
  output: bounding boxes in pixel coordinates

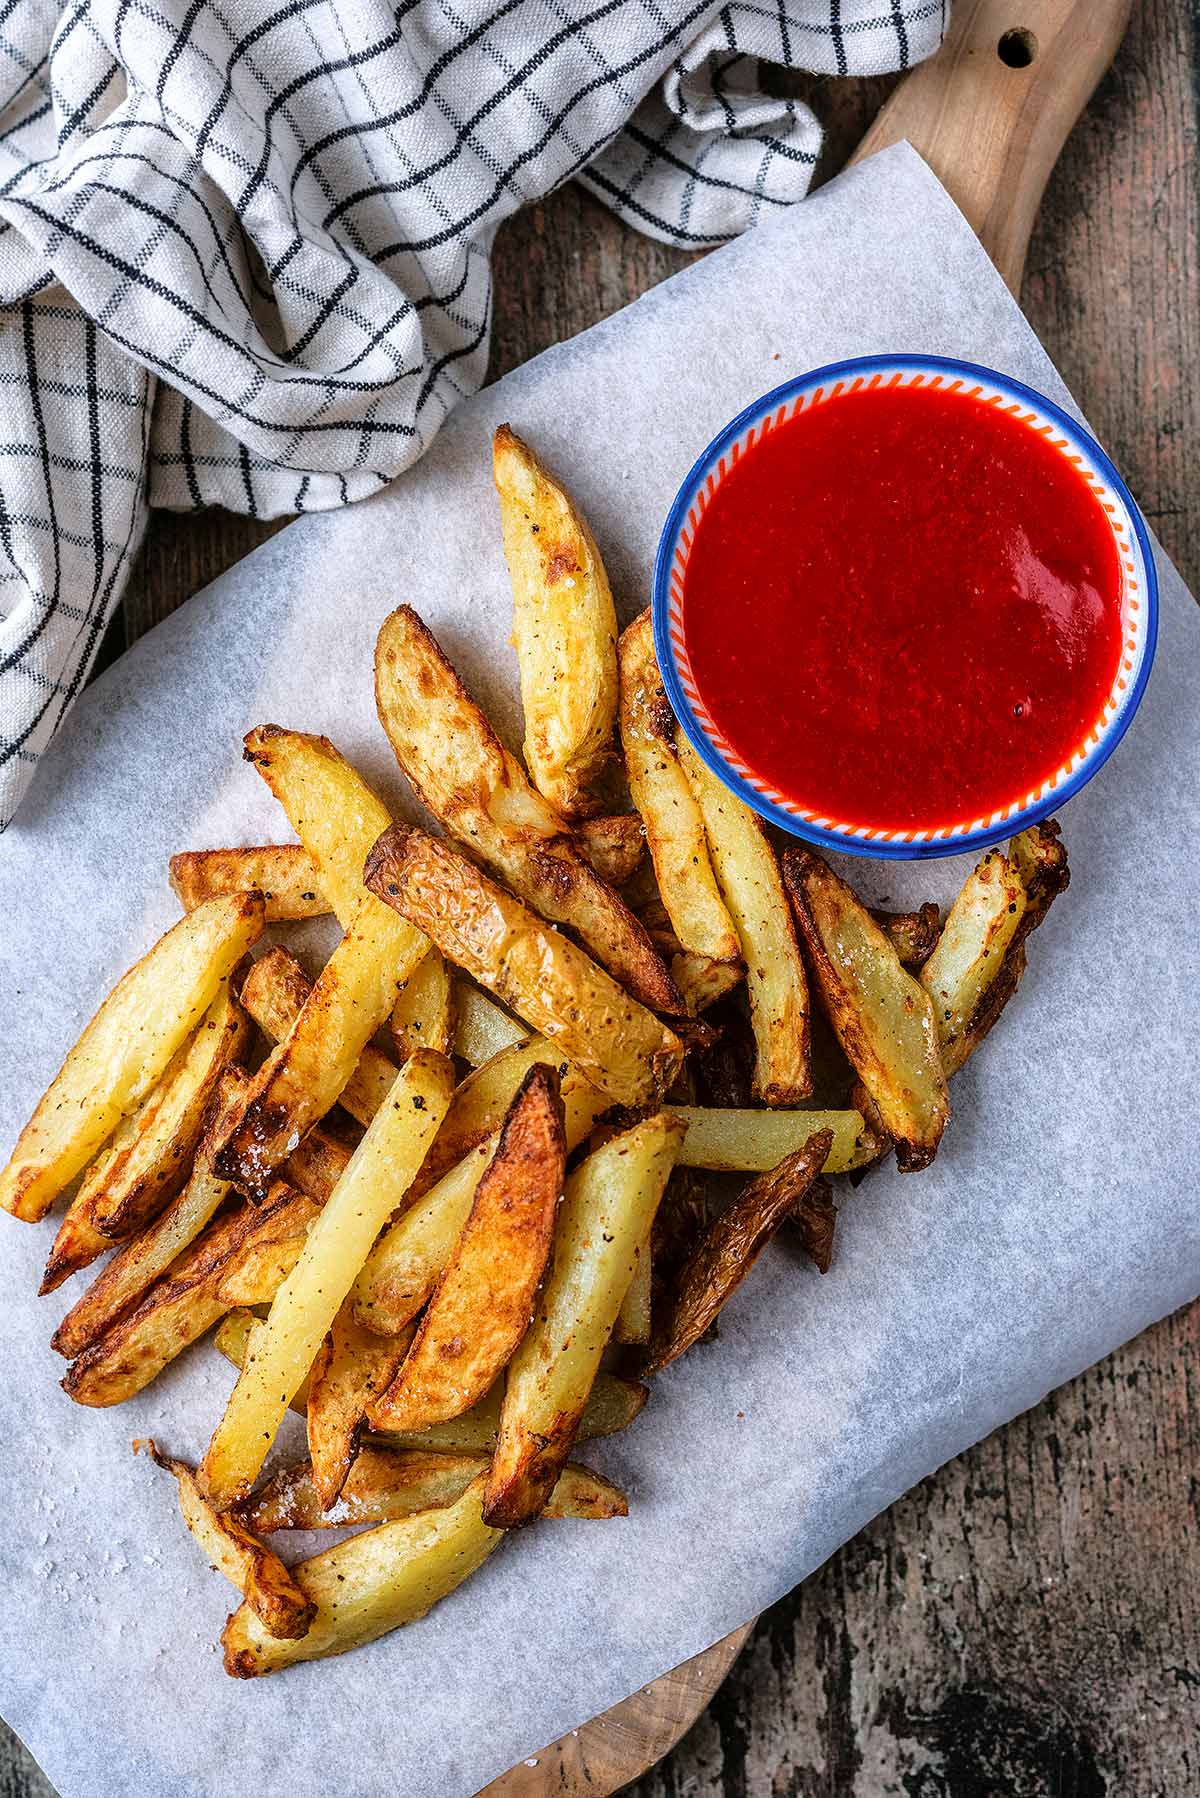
[783,848,949,1172]
[369,1066,565,1432]
[307,1308,415,1512]
[169,846,327,922]
[618,612,742,964]
[239,947,398,1128]
[484,1112,683,1528]
[352,1064,608,1338]
[61,1181,316,1407]
[145,1442,315,1640]
[221,1474,501,1676]
[370,1371,647,1452]
[870,903,942,968]
[390,948,455,1061]
[920,849,1026,1075]
[365,824,682,1109]
[374,606,678,1012]
[51,1070,248,1359]
[209,1188,322,1306]
[215,1310,312,1417]
[452,985,529,1066]
[493,424,619,818]
[574,813,645,887]
[642,1130,833,1375]
[676,737,810,1105]
[244,1448,626,1533]
[0,893,263,1223]
[671,1105,872,1173]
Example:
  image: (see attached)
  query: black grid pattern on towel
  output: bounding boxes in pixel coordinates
[0,0,946,827]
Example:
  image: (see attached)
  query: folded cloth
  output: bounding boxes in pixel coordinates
[0,0,945,828]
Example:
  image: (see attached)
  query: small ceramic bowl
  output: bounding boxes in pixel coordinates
[652,353,1159,860]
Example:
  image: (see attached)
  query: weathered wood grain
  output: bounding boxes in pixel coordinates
[3,3,1195,1793]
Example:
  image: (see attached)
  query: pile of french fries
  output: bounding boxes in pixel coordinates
[0,427,1069,1678]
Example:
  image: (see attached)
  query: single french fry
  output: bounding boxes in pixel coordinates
[169,845,327,921]
[391,948,455,1061]
[0,894,263,1223]
[221,1474,501,1676]
[239,946,398,1128]
[642,1130,833,1375]
[670,1105,873,1174]
[364,824,682,1109]
[368,1067,565,1432]
[782,848,949,1171]
[484,1112,684,1528]
[51,1069,249,1359]
[618,612,742,964]
[493,425,619,819]
[369,1371,647,1452]
[145,1443,315,1639]
[352,1066,610,1338]
[244,1448,627,1533]
[374,607,677,1012]
[920,850,1027,1074]
[200,1051,455,1507]
[574,813,645,887]
[676,736,811,1105]
[452,985,529,1066]
[307,1307,416,1512]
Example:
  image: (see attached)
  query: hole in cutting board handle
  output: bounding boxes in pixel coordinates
[997,27,1038,67]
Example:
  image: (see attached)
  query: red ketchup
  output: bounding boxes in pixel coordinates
[680,382,1124,830]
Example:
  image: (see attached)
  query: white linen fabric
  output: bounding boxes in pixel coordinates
[0,0,946,826]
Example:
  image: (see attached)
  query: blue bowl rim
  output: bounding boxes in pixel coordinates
[651,351,1160,862]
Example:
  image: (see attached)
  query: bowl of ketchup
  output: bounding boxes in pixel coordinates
[652,354,1158,859]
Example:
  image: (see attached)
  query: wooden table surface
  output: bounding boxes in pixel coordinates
[4,5,1196,1793]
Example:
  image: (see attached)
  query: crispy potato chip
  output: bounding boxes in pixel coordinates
[642,1130,833,1375]
[484,1111,683,1527]
[374,606,677,1010]
[0,894,263,1223]
[244,1448,626,1533]
[368,1066,565,1432]
[201,1051,454,1507]
[365,824,682,1109]
[618,612,742,965]
[676,737,811,1105]
[222,1474,501,1676]
[493,424,619,818]
[783,848,949,1171]
[169,846,326,922]
[145,1442,315,1639]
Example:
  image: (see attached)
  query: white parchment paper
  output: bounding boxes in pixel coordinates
[1,145,1197,1798]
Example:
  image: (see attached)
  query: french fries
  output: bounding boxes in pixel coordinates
[244,1449,627,1533]
[367,1067,565,1432]
[670,1105,873,1174]
[352,1064,610,1337]
[452,985,529,1065]
[146,1443,315,1639]
[676,736,811,1105]
[619,611,742,965]
[200,1051,454,1507]
[920,849,1027,1074]
[484,1112,684,1527]
[0,893,262,1222]
[222,1474,501,1676]
[209,1186,323,1306]
[307,1309,415,1511]
[238,946,398,1127]
[364,823,683,1108]
[574,813,646,887]
[493,424,618,818]
[169,845,326,921]
[374,606,678,1012]
[390,947,455,1061]
[643,1130,833,1375]
[783,848,950,1171]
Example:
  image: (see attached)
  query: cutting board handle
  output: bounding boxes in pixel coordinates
[849,0,1132,292]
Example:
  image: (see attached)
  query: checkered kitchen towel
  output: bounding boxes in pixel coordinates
[0,0,946,828]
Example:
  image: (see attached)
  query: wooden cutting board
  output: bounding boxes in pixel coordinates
[483,1,1130,1790]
